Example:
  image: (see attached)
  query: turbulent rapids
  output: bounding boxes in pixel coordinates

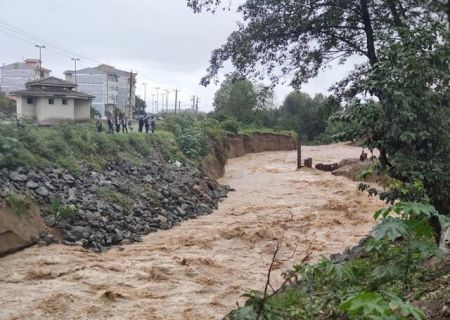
[0,144,384,320]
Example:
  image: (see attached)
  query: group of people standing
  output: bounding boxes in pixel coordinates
[138,114,156,134]
[95,114,156,134]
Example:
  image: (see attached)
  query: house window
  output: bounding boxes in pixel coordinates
[27,97,33,104]
[62,98,68,105]
[49,98,55,105]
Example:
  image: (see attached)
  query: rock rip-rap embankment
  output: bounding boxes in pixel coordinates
[0,156,229,254]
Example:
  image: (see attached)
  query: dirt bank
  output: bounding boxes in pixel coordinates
[0,205,47,256]
[227,133,296,159]
[0,144,384,320]
[205,132,297,179]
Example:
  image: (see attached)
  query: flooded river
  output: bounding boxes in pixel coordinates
[0,144,384,320]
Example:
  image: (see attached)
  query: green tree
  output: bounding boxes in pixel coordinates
[134,95,147,115]
[213,77,257,124]
[333,26,450,216]
[187,0,436,88]
[277,92,326,141]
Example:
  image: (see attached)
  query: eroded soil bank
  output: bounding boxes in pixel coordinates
[0,144,384,320]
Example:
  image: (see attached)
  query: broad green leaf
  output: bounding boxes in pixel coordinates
[388,295,426,320]
[407,219,434,239]
[325,261,356,282]
[374,207,392,220]
[371,218,408,241]
[372,265,400,280]
[340,292,390,316]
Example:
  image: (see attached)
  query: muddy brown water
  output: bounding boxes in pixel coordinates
[0,144,384,320]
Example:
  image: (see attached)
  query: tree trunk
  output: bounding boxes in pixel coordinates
[386,0,403,28]
[359,0,378,67]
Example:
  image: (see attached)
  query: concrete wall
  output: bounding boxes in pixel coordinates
[74,100,91,122]
[36,97,74,125]
[16,96,37,120]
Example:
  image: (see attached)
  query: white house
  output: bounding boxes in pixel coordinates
[10,77,94,125]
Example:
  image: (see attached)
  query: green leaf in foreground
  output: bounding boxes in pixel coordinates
[340,292,390,317]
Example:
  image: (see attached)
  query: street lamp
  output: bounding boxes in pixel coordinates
[155,86,160,114]
[143,83,147,113]
[35,45,46,79]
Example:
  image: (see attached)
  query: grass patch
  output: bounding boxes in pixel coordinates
[96,186,132,210]
[5,193,30,216]
[238,127,297,138]
[0,120,183,172]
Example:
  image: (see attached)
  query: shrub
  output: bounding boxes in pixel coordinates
[0,93,16,115]
[220,118,241,134]
[50,200,77,221]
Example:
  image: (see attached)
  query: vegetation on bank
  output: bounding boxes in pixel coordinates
[0,113,288,175]
[0,93,15,116]
[0,120,182,173]
[208,77,342,144]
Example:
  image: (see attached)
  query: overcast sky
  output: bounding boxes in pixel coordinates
[0,0,360,112]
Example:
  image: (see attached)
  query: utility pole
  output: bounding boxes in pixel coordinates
[165,90,169,112]
[128,70,133,116]
[196,96,200,112]
[173,89,178,113]
[178,101,181,112]
[151,94,155,113]
[191,96,196,110]
[35,45,46,79]
[143,82,147,113]
[155,87,160,114]
[71,58,80,84]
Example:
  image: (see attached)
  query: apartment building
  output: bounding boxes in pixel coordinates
[64,64,136,116]
[0,59,51,95]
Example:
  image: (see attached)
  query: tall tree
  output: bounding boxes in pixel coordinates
[277,91,326,140]
[134,96,147,116]
[213,77,257,123]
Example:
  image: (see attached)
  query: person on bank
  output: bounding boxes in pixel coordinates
[121,116,128,134]
[107,116,114,134]
[96,116,103,133]
[138,115,144,133]
[151,115,156,134]
[144,115,150,134]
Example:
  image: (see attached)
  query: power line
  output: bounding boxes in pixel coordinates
[0,20,103,64]
[0,20,197,104]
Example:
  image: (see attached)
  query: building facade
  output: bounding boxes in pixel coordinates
[0,59,51,95]
[10,77,93,125]
[64,64,136,117]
